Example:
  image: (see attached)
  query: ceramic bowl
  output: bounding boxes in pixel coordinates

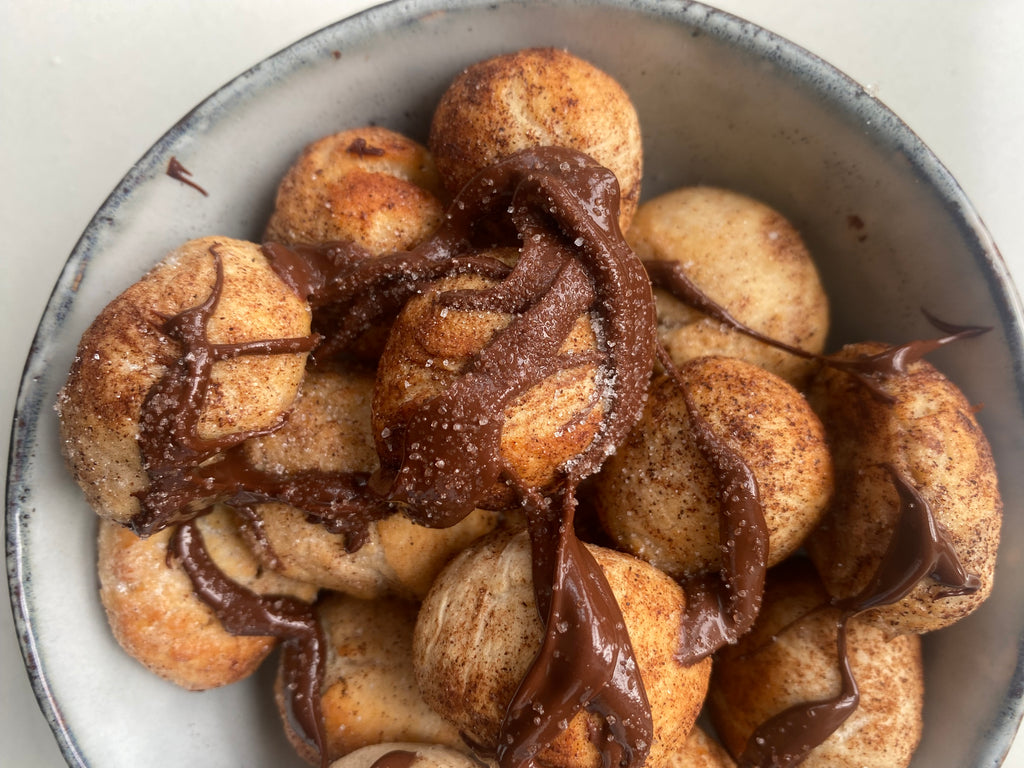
[7,0,1024,766]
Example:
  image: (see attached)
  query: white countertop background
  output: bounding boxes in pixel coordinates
[3,1,1022,765]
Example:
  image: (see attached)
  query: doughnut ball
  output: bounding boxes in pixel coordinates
[429,48,642,230]
[665,726,736,768]
[242,366,501,599]
[278,594,463,765]
[627,187,829,388]
[58,236,312,524]
[805,341,1002,635]
[97,505,317,691]
[264,125,446,253]
[330,744,494,768]
[372,269,604,511]
[708,559,923,768]
[594,356,833,580]
[413,530,711,768]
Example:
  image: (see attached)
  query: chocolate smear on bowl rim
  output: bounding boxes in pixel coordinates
[166,156,209,197]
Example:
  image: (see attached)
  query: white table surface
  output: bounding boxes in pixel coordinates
[3,1,1023,765]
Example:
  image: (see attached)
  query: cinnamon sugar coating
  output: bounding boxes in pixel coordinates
[595,356,833,580]
[708,560,923,767]
[627,187,829,388]
[277,593,464,765]
[57,236,312,524]
[805,341,1002,635]
[429,48,642,231]
[372,268,605,510]
[97,505,316,690]
[265,125,445,253]
[665,726,736,768]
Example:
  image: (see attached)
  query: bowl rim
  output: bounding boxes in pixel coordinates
[7,0,1024,765]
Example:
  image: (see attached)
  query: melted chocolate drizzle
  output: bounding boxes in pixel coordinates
[129,147,989,768]
[644,258,990,401]
[499,492,653,768]
[655,345,769,667]
[736,465,980,767]
[646,258,985,763]
[171,520,329,768]
[132,246,321,535]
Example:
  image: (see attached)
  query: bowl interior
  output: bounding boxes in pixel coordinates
[8,0,1024,766]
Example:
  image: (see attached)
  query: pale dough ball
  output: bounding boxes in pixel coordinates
[330,743,495,768]
[279,594,464,765]
[242,366,501,599]
[413,530,711,768]
[708,559,923,768]
[264,125,445,253]
[594,357,833,580]
[627,186,829,387]
[57,236,312,524]
[97,505,317,691]
[372,269,604,511]
[665,726,736,768]
[429,48,642,230]
[805,341,1002,635]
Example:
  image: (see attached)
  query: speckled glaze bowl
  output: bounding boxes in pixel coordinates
[7,1,1024,766]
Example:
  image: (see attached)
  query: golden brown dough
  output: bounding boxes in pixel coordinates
[665,726,736,768]
[805,341,1002,635]
[242,366,501,599]
[279,594,464,765]
[429,48,642,230]
[372,269,604,510]
[264,125,445,252]
[413,530,711,768]
[626,187,828,387]
[594,357,833,580]
[708,559,923,768]
[97,506,317,691]
[58,236,312,524]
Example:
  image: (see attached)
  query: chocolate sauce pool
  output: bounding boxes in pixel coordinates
[127,147,985,768]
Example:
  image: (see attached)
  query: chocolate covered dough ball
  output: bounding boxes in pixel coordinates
[805,341,1002,635]
[429,48,642,230]
[242,366,501,599]
[278,593,463,765]
[628,187,829,388]
[594,356,833,580]
[708,560,923,768]
[413,530,711,768]
[265,125,446,252]
[372,268,605,511]
[58,236,312,525]
[98,505,316,691]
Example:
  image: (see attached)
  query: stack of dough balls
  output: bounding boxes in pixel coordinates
[56,42,1005,768]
